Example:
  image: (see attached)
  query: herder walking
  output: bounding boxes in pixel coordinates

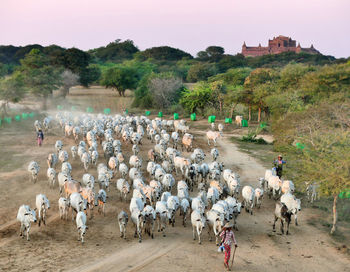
[220,221,238,271]
[274,155,286,179]
[37,129,44,147]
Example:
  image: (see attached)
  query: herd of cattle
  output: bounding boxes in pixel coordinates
[18,112,314,245]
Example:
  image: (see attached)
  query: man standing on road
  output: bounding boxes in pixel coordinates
[37,129,44,147]
[220,222,238,271]
[274,155,286,179]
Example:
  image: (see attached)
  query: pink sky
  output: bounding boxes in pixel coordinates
[0,0,349,58]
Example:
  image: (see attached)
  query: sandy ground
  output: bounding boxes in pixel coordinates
[0,113,349,272]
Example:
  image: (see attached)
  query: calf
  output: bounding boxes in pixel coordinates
[118,211,128,239]
[273,201,292,235]
[254,188,264,208]
[17,205,37,241]
[35,194,50,227]
[58,197,70,220]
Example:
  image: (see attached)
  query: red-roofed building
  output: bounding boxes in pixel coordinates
[242,36,320,57]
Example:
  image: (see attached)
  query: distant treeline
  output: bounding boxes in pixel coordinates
[0,39,348,81]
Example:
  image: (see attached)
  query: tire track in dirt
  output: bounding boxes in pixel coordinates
[69,239,181,272]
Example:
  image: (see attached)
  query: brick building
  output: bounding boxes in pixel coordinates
[241,36,320,57]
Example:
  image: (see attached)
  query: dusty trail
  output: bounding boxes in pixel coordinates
[0,119,348,272]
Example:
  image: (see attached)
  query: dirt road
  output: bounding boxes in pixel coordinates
[0,118,348,272]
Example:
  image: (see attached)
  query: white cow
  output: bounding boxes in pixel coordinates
[180,198,190,227]
[206,131,221,146]
[70,192,87,221]
[143,205,156,239]
[281,193,301,226]
[47,168,56,188]
[242,186,255,215]
[17,205,37,241]
[167,196,180,227]
[254,188,264,208]
[76,211,88,243]
[116,178,130,202]
[58,197,70,220]
[28,161,40,183]
[210,148,219,161]
[35,194,50,227]
[191,210,206,244]
[235,115,243,126]
[131,210,145,243]
[155,201,170,237]
[206,210,225,245]
[118,210,128,239]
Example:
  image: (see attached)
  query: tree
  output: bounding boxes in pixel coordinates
[274,101,350,234]
[148,73,183,109]
[140,46,193,61]
[180,82,213,114]
[186,62,217,82]
[100,66,138,96]
[196,51,209,61]
[205,46,225,62]
[90,39,139,62]
[209,80,226,116]
[60,70,79,98]
[209,67,252,86]
[0,72,25,116]
[20,49,62,109]
[61,48,90,74]
[244,68,274,121]
[79,64,101,87]
[217,54,245,72]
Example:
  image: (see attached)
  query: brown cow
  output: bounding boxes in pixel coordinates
[182,133,193,152]
[80,187,96,218]
[64,180,82,198]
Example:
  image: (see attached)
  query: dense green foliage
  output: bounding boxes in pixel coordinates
[100,66,138,96]
[138,46,193,61]
[19,49,62,109]
[89,40,139,62]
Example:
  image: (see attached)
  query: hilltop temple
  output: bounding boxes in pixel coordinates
[241,36,320,57]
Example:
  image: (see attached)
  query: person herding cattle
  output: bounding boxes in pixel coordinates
[220,221,238,271]
[274,155,286,179]
[37,129,44,147]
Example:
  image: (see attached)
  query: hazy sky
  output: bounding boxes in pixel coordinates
[1,0,349,58]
